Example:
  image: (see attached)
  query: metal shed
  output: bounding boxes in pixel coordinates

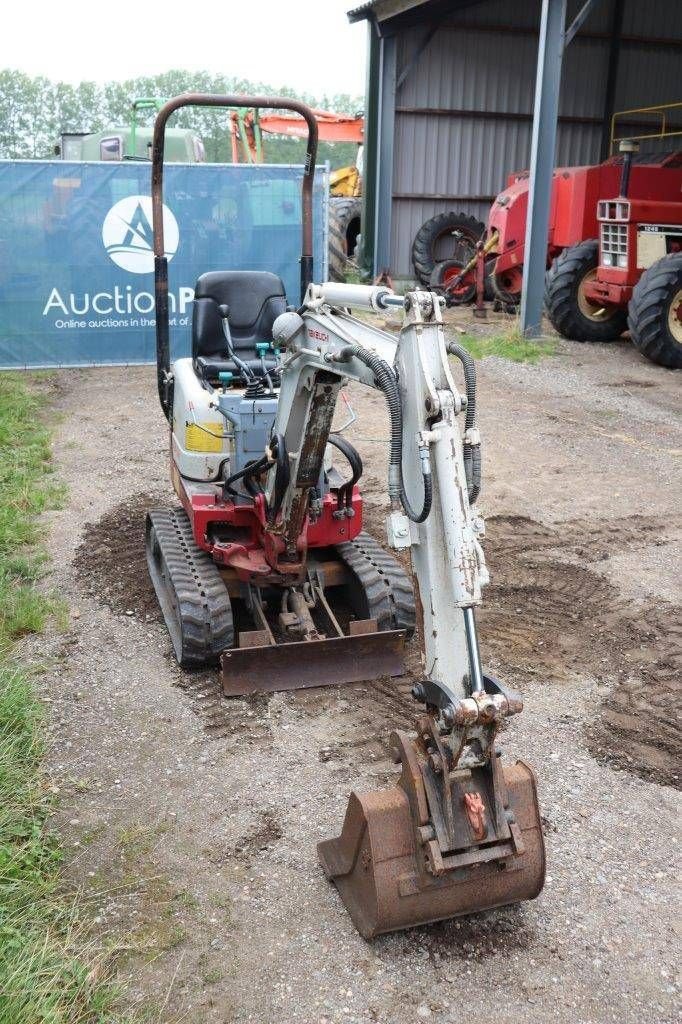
[348,0,682,333]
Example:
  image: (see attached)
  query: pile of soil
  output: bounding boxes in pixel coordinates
[75,495,681,788]
[482,514,680,789]
[73,491,166,621]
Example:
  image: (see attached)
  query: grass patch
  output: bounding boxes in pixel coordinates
[456,326,556,364]
[0,373,66,649]
[0,372,120,1022]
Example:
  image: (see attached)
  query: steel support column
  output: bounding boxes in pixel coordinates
[600,0,625,159]
[374,33,397,277]
[361,21,381,275]
[519,0,567,338]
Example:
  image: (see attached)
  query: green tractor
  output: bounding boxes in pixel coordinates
[56,98,205,163]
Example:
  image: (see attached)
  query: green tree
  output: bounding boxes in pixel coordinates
[0,67,363,167]
[0,70,35,158]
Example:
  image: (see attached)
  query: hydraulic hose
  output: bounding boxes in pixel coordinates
[267,433,290,523]
[224,454,269,500]
[447,342,476,431]
[447,341,481,503]
[349,347,432,523]
[327,433,363,511]
[225,343,256,385]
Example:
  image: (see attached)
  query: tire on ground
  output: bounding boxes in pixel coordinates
[329,197,362,282]
[544,239,627,342]
[491,268,522,307]
[429,259,476,305]
[411,211,485,286]
[627,252,682,369]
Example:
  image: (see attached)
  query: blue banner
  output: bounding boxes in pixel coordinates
[0,161,327,368]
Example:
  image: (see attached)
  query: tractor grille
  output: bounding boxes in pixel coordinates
[600,223,628,267]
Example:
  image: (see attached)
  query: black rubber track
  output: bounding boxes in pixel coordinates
[146,508,234,668]
[544,239,627,343]
[411,211,485,287]
[627,252,682,369]
[335,531,416,639]
[329,197,362,282]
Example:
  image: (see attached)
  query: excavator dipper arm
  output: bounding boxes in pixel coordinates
[266,283,545,938]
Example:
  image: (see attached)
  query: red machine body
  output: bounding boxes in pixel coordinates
[488,153,682,296]
[171,465,364,583]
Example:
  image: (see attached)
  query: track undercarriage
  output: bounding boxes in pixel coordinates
[146,507,416,695]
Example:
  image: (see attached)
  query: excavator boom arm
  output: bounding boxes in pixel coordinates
[267,283,486,708]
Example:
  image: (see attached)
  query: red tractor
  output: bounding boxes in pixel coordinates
[412,152,682,310]
[545,143,682,369]
[488,152,682,307]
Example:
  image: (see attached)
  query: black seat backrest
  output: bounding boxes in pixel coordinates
[192,270,287,361]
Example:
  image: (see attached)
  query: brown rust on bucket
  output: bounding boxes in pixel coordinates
[318,726,545,939]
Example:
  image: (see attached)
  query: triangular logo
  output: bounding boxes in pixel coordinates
[120,202,153,251]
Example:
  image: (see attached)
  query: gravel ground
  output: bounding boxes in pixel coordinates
[25,320,681,1024]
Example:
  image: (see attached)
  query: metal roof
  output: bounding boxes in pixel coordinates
[347,0,435,24]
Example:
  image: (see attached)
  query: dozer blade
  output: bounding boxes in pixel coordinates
[221,626,405,696]
[318,733,545,939]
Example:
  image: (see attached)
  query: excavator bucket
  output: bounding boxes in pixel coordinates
[318,727,545,939]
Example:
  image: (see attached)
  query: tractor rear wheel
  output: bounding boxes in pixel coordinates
[544,240,627,342]
[491,265,523,307]
[329,197,362,282]
[627,252,682,369]
[412,211,485,286]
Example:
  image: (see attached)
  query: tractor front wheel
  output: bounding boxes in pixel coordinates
[429,259,476,304]
[491,265,523,306]
[544,240,627,342]
[628,252,682,369]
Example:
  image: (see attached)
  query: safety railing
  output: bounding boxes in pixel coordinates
[610,100,682,154]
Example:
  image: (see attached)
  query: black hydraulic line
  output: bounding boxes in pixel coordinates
[347,348,401,503]
[231,352,256,384]
[350,347,432,524]
[267,433,290,523]
[243,471,265,498]
[179,457,231,485]
[446,342,476,431]
[224,455,269,499]
[403,466,433,524]
[447,341,481,503]
[327,433,363,510]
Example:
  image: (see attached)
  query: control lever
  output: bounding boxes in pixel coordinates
[218,302,255,382]
[218,303,233,348]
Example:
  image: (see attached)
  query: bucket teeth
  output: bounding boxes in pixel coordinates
[318,738,545,939]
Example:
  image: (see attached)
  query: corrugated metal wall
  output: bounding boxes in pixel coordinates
[389,0,682,277]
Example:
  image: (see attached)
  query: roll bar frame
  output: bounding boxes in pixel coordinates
[150,93,319,419]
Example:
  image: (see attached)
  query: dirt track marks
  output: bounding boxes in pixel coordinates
[76,498,680,787]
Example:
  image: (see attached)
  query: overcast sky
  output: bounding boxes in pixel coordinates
[4,0,368,96]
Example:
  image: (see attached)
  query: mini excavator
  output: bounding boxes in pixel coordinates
[148,95,545,939]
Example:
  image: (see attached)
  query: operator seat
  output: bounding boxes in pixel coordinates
[192,270,286,382]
